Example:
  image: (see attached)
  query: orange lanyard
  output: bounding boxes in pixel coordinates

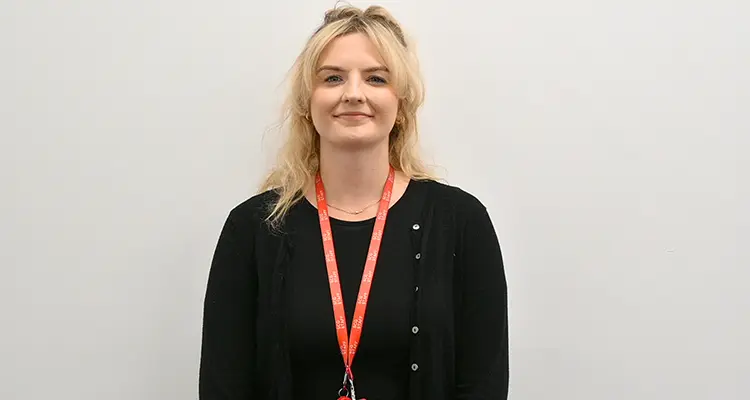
[314,166,395,400]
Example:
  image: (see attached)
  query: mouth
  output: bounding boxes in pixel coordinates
[335,112,372,119]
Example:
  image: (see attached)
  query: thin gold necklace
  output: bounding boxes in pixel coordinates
[327,199,381,215]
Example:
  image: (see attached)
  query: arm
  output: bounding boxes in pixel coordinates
[199,211,257,399]
[455,203,509,399]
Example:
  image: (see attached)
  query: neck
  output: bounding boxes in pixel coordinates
[318,141,391,209]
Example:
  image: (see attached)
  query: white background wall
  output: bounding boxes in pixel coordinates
[2,0,748,399]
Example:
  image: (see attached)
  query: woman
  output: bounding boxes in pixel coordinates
[199,5,509,400]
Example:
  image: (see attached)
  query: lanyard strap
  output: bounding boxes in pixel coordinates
[315,166,395,376]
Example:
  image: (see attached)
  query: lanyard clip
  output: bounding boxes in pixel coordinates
[337,371,351,400]
[337,369,357,400]
[347,373,357,400]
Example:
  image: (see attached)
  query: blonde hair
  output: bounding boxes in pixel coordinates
[260,4,437,228]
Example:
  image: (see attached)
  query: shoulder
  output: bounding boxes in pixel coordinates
[416,180,502,256]
[224,189,280,230]
[414,178,488,215]
[411,178,497,240]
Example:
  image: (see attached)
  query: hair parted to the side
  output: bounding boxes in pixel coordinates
[260,4,437,228]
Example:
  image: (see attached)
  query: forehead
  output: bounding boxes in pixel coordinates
[317,32,387,68]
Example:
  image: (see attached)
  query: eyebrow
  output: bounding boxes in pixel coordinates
[316,65,389,73]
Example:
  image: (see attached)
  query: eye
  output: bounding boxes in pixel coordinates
[323,75,343,83]
[368,75,388,85]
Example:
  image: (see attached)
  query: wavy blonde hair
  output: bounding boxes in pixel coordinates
[260,5,437,228]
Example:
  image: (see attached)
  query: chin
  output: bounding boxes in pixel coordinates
[326,129,388,149]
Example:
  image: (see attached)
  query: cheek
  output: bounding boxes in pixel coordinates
[310,90,337,116]
[310,91,336,135]
[373,95,399,121]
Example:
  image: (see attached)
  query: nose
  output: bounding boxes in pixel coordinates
[341,75,365,103]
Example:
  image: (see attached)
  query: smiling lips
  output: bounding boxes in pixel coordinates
[335,112,372,120]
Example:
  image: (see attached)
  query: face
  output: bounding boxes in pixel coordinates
[310,33,399,149]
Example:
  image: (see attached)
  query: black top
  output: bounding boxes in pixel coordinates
[199,179,509,400]
[288,182,420,400]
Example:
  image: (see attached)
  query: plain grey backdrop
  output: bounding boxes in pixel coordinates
[2,0,748,399]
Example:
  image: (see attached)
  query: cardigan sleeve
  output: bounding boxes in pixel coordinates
[455,201,510,399]
[199,211,257,399]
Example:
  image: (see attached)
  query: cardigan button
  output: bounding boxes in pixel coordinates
[411,363,419,371]
[412,223,420,230]
[412,326,419,334]
[415,253,421,260]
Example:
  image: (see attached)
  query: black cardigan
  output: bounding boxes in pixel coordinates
[199,179,509,400]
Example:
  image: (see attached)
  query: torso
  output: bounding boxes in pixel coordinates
[287,177,420,400]
[209,177,506,400]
